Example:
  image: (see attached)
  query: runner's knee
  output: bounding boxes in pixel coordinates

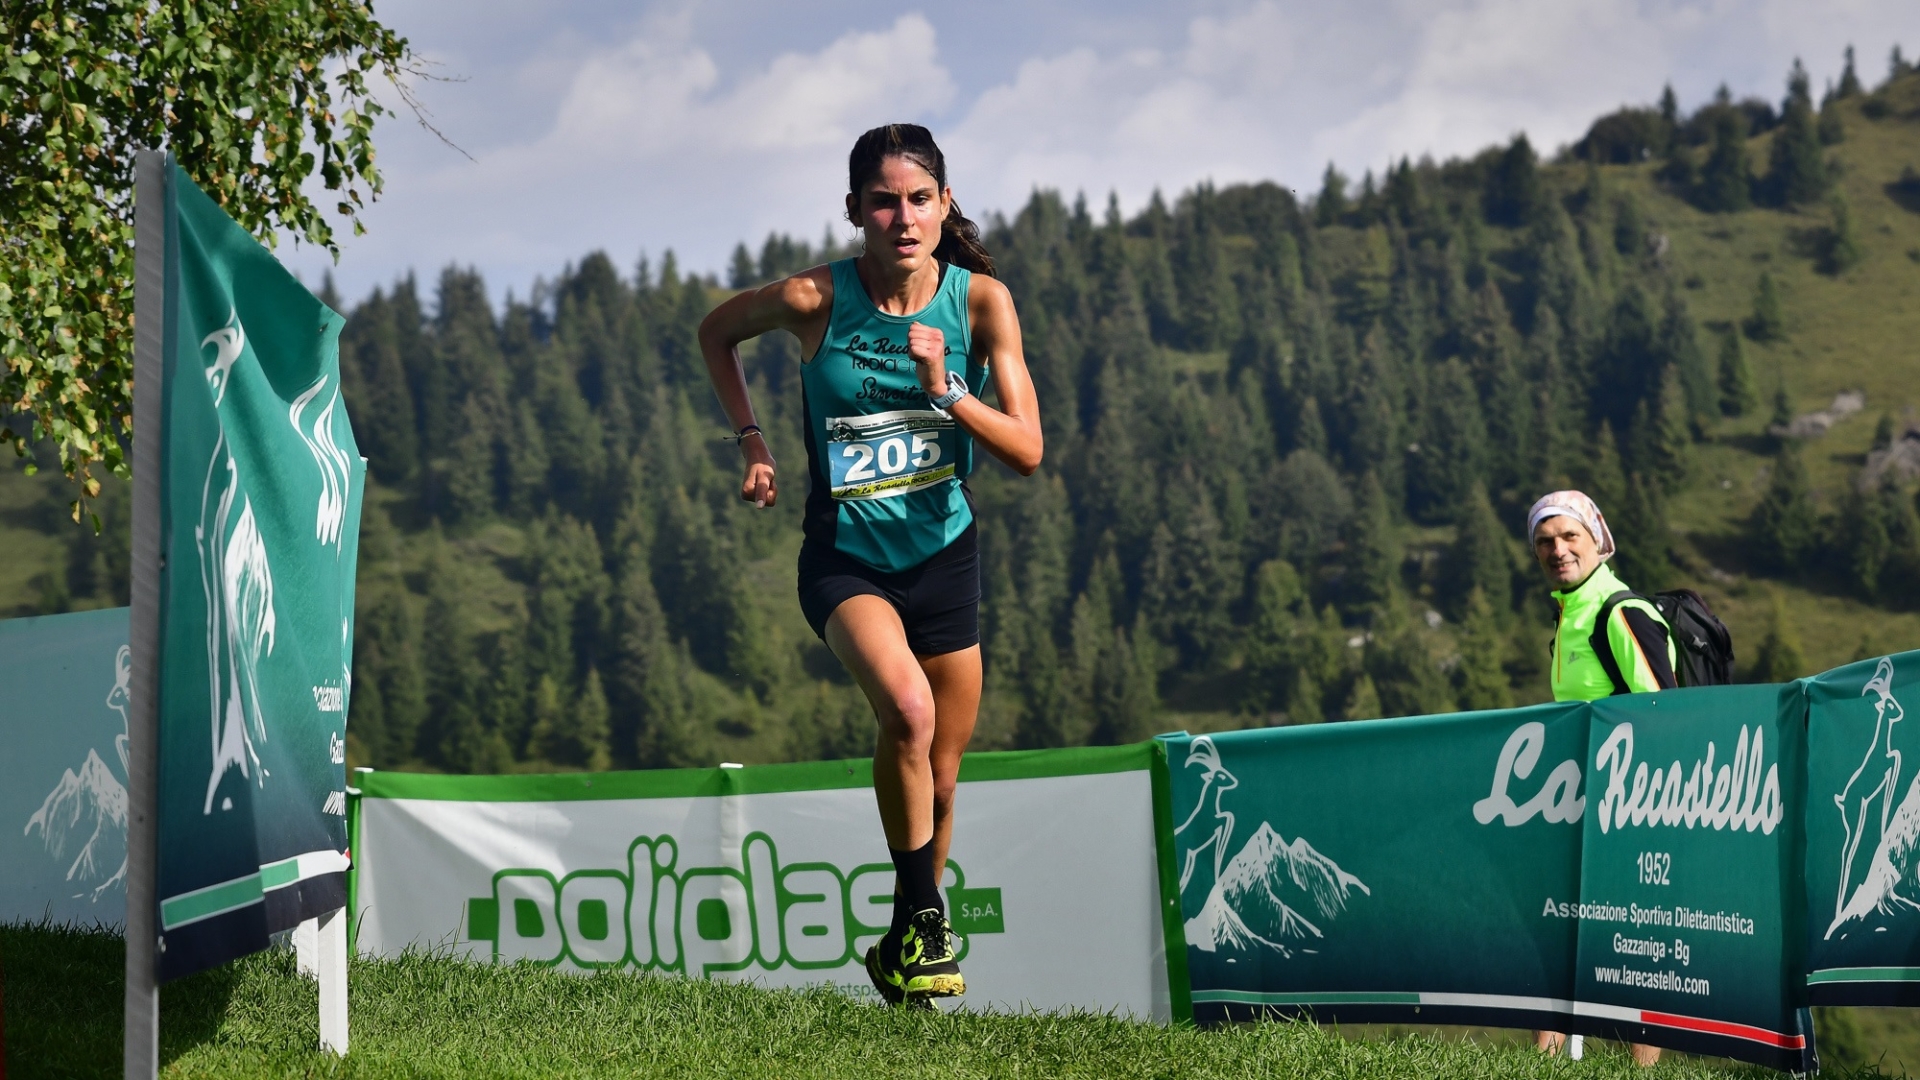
[876,688,936,751]
[931,777,957,822]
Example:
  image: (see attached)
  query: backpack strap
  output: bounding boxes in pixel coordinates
[1588,590,1636,697]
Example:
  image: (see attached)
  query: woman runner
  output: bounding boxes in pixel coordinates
[698,124,1042,1005]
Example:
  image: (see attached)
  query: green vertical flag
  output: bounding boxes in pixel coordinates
[153,159,366,982]
[1805,651,1920,1005]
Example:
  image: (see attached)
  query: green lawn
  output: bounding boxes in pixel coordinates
[0,924,1888,1079]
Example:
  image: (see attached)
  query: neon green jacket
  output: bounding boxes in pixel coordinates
[1550,563,1679,702]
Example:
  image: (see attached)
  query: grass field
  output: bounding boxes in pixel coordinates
[0,924,1896,1080]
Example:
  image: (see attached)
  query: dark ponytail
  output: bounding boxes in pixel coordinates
[848,123,995,277]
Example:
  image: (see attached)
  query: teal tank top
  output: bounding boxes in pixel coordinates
[801,259,989,572]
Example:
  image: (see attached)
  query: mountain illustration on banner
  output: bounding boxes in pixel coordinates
[1827,656,1920,939]
[1175,736,1369,956]
[24,645,132,901]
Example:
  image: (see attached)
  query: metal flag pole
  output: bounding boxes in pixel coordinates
[125,148,167,1080]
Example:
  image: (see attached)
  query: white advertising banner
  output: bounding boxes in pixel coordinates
[351,746,1172,1020]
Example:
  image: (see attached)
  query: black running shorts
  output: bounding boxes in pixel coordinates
[796,523,980,657]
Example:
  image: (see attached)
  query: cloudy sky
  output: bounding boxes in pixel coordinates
[281,0,1917,307]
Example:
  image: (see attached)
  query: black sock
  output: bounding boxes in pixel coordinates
[888,889,910,945]
[889,839,943,918]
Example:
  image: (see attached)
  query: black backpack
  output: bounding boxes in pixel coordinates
[1591,587,1735,693]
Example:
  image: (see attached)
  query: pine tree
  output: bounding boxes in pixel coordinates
[1769,382,1795,447]
[1751,443,1819,573]
[1819,96,1846,146]
[1484,134,1542,227]
[357,582,427,766]
[1173,188,1241,349]
[1342,472,1399,615]
[1441,484,1514,622]
[1840,484,1892,597]
[1642,365,1693,491]
[443,395,499,523]
[1717,329,1756,415]
[1873,412,1898,452]
[340,291,420,485]
[1243,559,1307,716]
[787,685,873,763]
[1340,673,1383,721]
[728,244,756,289]
[1747,272,1786,341]
[607,530,698,768]
[1294,395,1329,458]
[484,625,533,761]
[421,560,488,771]
[1585,420,1629,516]
[1768,59,1828,205]
[1838,45,1864,98]
[1592,284,1660,434]
[1698,109,1753,212]
[1407,359,1490,524]
[526,674,567,766]
[1823,193,1862,274]
[1087,620,1160,745]
[1658,84,1681,152]
[1613,472,1674,591]
[1315,163,1349,226]
[1384,158,1427,227]
[1454,588,1514,711]
[1366,605,1457,718]
[1657,288,1716,426]
[1613,192,1646,257]
[570,669,615,771]
[1747,590,1807,682]
[1661,141,1699,193]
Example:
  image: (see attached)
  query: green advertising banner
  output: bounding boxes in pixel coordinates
[1161,685,1814,1071]
[1805,651,1920,1005]
[2,609,132,927]
[152,159,366,982]
[1576,686,1809,1066]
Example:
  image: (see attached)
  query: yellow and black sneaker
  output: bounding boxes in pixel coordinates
[866,909,964,1006]
[864,941,907,1006]
[897,908,964,1002]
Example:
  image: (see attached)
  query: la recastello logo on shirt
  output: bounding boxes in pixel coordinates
[845,333,951,374]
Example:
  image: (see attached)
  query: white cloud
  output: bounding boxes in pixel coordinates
[291,0,1917,304]
[295,12,952,299]
[1310,0,1691,171]
[942,0,1433,215]
[938,0,1913,221]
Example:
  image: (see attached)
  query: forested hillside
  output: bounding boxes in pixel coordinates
[6,52,1920,779]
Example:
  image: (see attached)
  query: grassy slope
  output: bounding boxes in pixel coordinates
[1630,77,1920,672]
[0,924,1844,1080]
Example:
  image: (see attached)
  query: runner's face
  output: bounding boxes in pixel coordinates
[850,157,950,275]
[1533,516,1600,588]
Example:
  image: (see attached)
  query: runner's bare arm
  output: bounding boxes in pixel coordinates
[905,275,1042,476]
[698,266,836,506]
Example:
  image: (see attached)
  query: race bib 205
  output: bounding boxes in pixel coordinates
[826,410,957,501]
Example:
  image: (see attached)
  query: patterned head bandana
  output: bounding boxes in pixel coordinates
[1526,490,1616,562]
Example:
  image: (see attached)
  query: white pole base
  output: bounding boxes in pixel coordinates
[293,916,319,978]
[296,909,350,1054]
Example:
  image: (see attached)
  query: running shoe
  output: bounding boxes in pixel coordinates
[866,910,965,1005]
[897,908,964,1002]
[865,941,906,1006]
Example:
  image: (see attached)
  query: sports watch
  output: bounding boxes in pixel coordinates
[929,370,969,411]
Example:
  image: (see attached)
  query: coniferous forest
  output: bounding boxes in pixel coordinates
[8,53,1920,778]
